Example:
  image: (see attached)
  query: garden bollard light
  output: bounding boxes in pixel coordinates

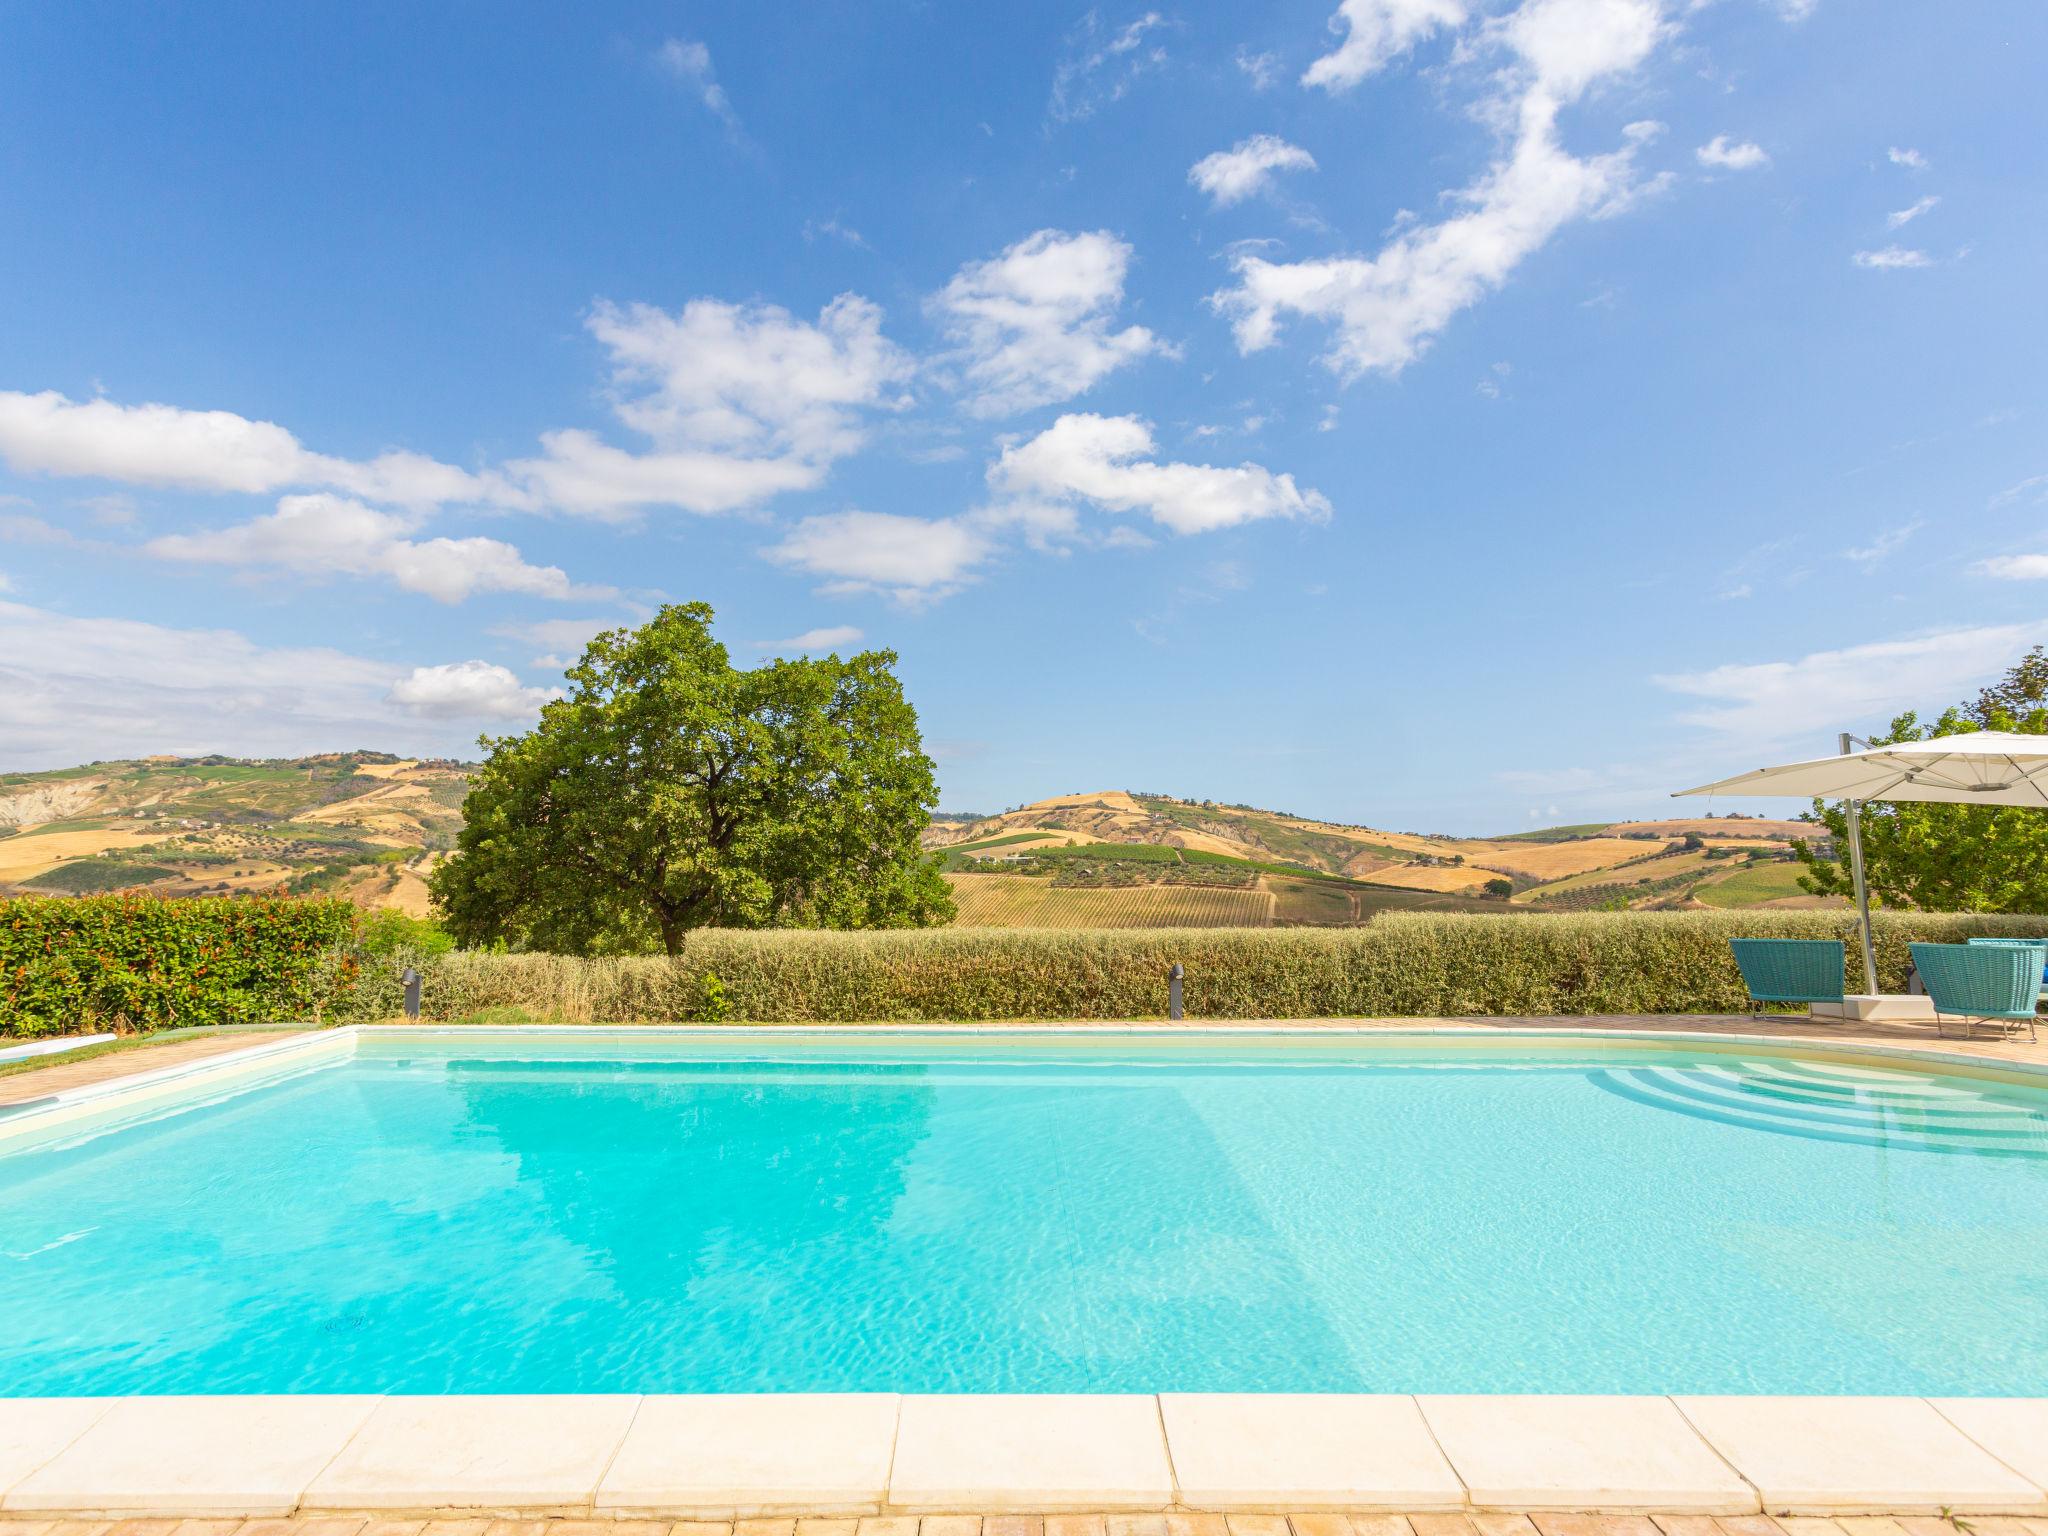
[401,967,422,1021]
[1168,961,1184,1021]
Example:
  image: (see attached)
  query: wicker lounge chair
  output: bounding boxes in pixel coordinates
[1727,937,1846,1019]
[1909,941,2045,1042]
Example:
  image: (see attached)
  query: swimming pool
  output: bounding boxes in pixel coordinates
[4,1027,2047,1398]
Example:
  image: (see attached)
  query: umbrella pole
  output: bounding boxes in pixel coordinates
[1836,732,1880,991]
[1846,798,1879,992]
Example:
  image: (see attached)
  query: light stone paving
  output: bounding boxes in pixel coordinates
[6,1397,2048,1520]
[4,1513,2048,1536]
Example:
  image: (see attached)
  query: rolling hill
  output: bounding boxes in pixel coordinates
[926,792,1834,925]
[0,759,1836,926]
[0,754,468,914]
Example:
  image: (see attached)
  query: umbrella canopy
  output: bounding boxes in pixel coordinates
[1677,731,2048,807]
[1676,729,2048,998]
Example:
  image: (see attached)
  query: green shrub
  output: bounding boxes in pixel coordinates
[0,894,360,1037]
[357,909,456,960]
[388,910,2048,1023]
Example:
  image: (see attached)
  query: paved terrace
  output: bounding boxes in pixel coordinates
[0,1518,2042,1536]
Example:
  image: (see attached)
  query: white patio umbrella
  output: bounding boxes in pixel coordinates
[1675,730,2048,993]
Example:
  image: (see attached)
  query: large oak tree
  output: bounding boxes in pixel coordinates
[431,604,954,954]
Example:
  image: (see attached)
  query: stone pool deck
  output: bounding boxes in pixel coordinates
[1,1517,2043,1536]
[0,1031,298,1108]
[5,1394,2048,1521]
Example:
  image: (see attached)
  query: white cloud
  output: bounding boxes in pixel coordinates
[0,597,546,767]
[764,510,994,601]
[1235,47,1282,90]
[1853,246,1932,270]
[1189,136,1318,208]
[490,615,624,668]
[2,292,913,527]
[388,660,557,720]
[0,391,495,510]
[1977,555,2048,581]
[508,294,913,518]
[1843,518,1921,568]
[932,230,1167,417]
[1990,474,2048,509]
[1217,0,1669,381]
[1302,0,1466,92]
[987,412,1331,536]
[1887,194,1940,229]
[1888,146,1928,169]
[145,494,602,604]
[1696,134,1768,171]
[758,625,866,653]
[655,38,741,134]
[1655,623,2048,744]
[586,294,908,463]
[1049,11,1167,124]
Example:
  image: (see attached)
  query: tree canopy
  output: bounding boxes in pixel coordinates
[430,603,954,955]
[1795,646,2048,913]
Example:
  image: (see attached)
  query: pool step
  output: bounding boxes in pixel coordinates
[1593,1058,2048,1157]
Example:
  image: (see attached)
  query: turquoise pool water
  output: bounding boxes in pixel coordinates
[4,1029,2048,1396]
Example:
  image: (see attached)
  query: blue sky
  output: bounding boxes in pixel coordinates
[1,0,2043,833]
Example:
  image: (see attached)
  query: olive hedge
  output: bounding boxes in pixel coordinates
[11,901,2046,1035]
[390,910,2048,1023]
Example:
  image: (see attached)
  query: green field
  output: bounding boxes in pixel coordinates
[1692,860,1817,908]
[24,860,182,893]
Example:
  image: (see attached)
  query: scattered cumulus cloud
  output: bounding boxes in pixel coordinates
[387,660,557,720]
[144,494,605,604]
[512,294,914,519]
[1852,246,1932,270]
[1887,195,1940,229]
[931,230,1168,417]
[803,216,869,249]
[1302,0,1466,92]
[1843,519,1921,568]
[489,616,623,669]
[1234,47,1282,90]
[986,412,1331,536]
[764,510,995,603]
[1696,135,1768,171]
[1977,555,2048,582]
[1215,0,1671,381]
[0,293,916,529]
[1188,135,1318,209]
[0,597,543,767]
[757,625,866,653]
[1655,623,2048,745]
[655,38,742,135]
[1048,11,1167,125]
[1888,146,1928,169]
[1990,473,2048,509]
[0,391,496,510]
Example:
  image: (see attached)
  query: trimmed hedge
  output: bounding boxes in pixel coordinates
[11,902,2047,1035]
[1,895,360,1037]
[394,910,2048,1023]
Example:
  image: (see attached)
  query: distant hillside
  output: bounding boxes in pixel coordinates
[0,760,1834,927]
[925,792,1833,926]
[0,754,470,914]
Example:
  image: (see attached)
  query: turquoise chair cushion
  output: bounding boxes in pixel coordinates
[1910,942,2046,1020]
[1728,938,1845,1004]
